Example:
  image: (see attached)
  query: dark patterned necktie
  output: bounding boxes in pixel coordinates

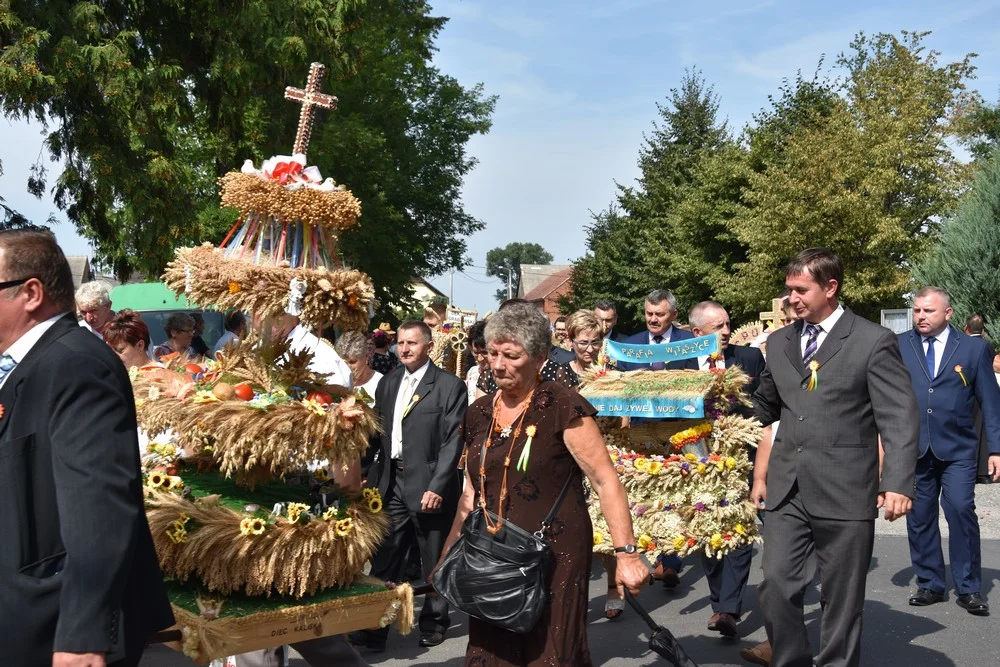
[803,324,821,364]
[651,335,665,370]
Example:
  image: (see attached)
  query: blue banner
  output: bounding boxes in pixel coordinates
[581,395,705,418]
[605,333,719,365]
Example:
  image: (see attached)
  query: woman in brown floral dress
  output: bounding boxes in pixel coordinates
[438,304,648,667]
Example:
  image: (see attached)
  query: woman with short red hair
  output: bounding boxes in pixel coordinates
[104,309,155,369]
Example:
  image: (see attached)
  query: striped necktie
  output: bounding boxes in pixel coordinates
[803,324,821,364]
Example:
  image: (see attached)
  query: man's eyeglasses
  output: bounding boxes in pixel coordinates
[0,278,30,291]
[572,340,602,350]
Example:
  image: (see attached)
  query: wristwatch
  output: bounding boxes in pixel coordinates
[613,544,637,554]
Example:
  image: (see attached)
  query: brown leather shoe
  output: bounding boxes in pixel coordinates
[651,561,680,588]
[714,612,739,637]
[707,612,721,630]
[740,640,772,665]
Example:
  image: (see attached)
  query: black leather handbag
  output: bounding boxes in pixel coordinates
[431,475,574,634]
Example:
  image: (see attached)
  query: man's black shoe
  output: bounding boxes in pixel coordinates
[348,630,386,651]
[908,588,946,606]
[956,593,989,616]
[419,630,445,647]
[976,475,993,484]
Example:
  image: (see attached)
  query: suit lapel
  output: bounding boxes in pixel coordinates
[0,314,77,440]
[382,367,404,429]
[810,308,854,370]
[403,362,437,420]
[784,321,807,378]
[936,326,961,384]
[906,330,931,382]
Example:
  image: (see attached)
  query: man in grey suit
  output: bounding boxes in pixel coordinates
[751,248,919,667]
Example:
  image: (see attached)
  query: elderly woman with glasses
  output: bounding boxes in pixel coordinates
[151,312,198,363]
[439,304,648,666]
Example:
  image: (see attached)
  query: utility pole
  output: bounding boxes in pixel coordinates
[507,265,513,300]
[449,269,454,306]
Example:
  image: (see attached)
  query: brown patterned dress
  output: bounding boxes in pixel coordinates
[462,381,597,667]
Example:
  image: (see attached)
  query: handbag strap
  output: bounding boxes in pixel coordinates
[535,474,575,538]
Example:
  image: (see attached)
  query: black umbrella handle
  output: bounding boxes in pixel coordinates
[623,589,659,632]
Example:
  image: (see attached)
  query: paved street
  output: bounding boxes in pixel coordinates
[143,484,1000,667]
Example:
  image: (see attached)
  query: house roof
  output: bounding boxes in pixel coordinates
[518,264,571,298]
[411,275,446,298]
[66,256,93,289]
[522,266,573,301]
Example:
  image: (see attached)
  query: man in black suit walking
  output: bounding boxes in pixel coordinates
[688,301,766,639]
[351,321,467,651]
[0,230,173,667]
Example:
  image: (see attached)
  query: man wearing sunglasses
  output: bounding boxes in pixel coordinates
[0,229,172,667]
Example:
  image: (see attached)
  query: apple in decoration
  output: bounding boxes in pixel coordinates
[233,383,255,401]
[306,390,333,406]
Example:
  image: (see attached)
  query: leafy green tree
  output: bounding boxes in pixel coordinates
[957,96,1000,163]
[915,148,1000,326]
[721,31,977,320]
[0,0,495,310]
[562,206,648,331]
[568,70,730,326]
[485,242,553,303]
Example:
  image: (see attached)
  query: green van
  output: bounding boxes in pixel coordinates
[109,282,225,347]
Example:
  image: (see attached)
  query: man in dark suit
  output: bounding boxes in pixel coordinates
[688,301,766,638]
[351,321,467,651]
[899,288,1000,616]
[594,298,627,343]
[752,248,918,667]
[0,230,173,667]
[549,315,575,365]
[619,288,696,371]
[619,289,695,585]
[964,313,1000,484]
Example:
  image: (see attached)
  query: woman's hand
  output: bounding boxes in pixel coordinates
[614,554,650,596]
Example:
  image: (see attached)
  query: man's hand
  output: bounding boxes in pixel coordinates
[988,454,1000,482]
[421,490,443,512]
[53,652,106,667]
[750,478,767,510]
[878,491,912,521]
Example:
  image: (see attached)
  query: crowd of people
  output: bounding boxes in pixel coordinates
[2,229,998,667]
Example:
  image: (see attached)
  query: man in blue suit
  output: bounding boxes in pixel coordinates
[899,287,1000,616]
[618,288,696,371]
[619,289,695,585]
[594,298,628,343]
[689,301,766,637]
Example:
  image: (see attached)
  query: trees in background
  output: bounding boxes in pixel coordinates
[569,31,982,325]
[485,242,553,303]
[915,148,1000,327]
[0,0,495,310]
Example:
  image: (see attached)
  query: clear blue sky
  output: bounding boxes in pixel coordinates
[2,0,998,312]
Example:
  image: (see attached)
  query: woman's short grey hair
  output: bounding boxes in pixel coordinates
[75,280,112,308]
[485,304,552,360]
[335,330,369,360]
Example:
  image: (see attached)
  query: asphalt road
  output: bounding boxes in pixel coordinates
[143,484,1000,667]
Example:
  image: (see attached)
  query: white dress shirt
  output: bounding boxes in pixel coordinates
[211,330,240,356]
[800,304,845,358]
[1,313,66,390]
[287,324,353,389]
[697,353,726,371]
[921,326,950,378]
[648,325,680,344]
[391,359,431,460]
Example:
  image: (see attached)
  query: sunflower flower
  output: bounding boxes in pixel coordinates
[593,532,605,546]
[322,507,337,521]
[335,518,353,536]
[368,496,383,513]
[287,502,310,524]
